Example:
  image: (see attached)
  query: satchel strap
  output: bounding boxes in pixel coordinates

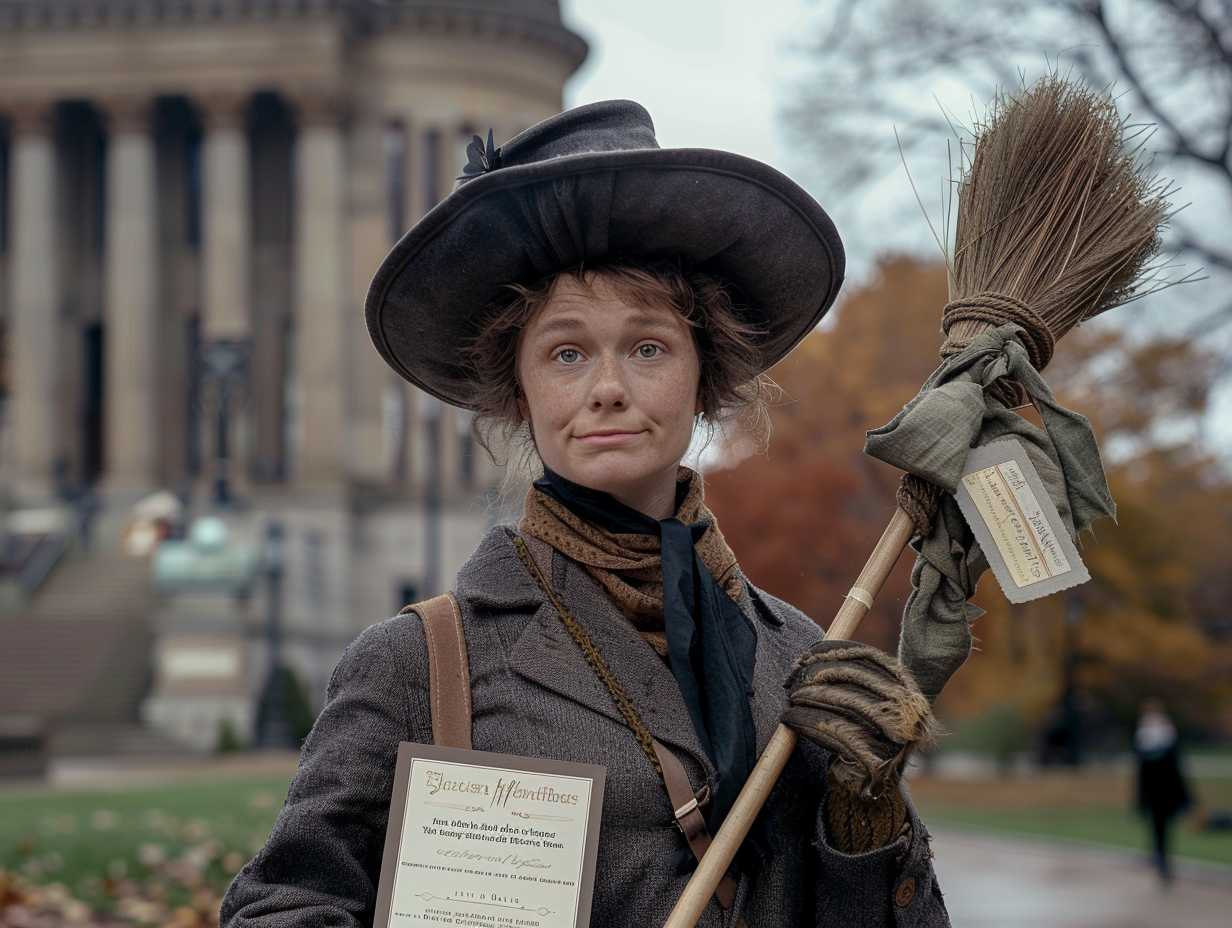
[517,531,738,911]
[398,593,472,749]
[651,738,738,909]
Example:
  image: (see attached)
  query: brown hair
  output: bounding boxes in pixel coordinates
[459,257,778,482]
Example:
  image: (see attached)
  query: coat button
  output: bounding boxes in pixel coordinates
[894,877,916,908]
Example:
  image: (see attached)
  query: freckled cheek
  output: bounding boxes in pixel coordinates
[524,377,576,434]
[652,364,700,420]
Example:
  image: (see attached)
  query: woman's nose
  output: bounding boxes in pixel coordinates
[588,354,628,408]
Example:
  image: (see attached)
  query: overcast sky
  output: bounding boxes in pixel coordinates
[559,0,953,288]
[559,0,1232,457]
[561,0,806,166]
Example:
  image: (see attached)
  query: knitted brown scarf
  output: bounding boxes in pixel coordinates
[517,464,745,657]
[517,462,907,854]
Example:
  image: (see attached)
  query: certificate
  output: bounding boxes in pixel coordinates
[374,743,606,928]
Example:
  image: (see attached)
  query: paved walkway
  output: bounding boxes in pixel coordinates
[932,828,1232,927]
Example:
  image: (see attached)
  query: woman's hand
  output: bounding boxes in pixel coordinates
[782,640,937,800]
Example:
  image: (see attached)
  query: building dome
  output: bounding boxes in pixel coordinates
[360,0,588,67]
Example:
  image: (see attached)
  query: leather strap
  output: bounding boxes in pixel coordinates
[521,532,738,911]
[651,738,739,909]
[399,593,472,750]
[399,583,740,911]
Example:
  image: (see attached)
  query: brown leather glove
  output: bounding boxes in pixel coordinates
[782,639,937,800]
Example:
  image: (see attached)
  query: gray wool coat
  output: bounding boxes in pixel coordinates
[220,525,950,928]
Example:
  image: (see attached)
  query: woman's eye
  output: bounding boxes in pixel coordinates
[555,348,582,364]
[636,343,662,359]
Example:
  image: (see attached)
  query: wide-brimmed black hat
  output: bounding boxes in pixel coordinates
[364,99,845,409]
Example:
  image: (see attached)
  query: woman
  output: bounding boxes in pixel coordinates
[221,100,948,927]
[1134,699,1192,884]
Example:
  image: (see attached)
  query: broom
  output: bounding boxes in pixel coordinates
[664,73,1181,927]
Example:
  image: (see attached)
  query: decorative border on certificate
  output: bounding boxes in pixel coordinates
[954,438,1090,604]
[373,743,606,928]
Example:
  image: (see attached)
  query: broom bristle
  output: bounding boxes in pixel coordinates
[944,74,1174,367]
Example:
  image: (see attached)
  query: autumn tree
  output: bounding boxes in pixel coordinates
[707,255,1232,739]
[706,254,950,654]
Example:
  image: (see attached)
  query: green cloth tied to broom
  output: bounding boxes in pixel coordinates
[864,322,1118,700]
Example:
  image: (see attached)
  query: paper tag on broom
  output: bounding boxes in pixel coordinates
[954,439,1090,603]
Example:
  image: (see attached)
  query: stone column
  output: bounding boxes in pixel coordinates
[344,110,390,488]
[290,90,348,488]
[198,91,253,504]
[477,121,520,494]
[435,124,464,498]
[200,92,251,337]
[403,125,441,497]
[99,95,159,496]
[8,100,61,503]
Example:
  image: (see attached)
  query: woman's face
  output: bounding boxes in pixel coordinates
[516,272,702,519]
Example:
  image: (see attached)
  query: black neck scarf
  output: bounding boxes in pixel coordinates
[532,466,758,836]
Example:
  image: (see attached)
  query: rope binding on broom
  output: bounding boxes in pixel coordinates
[941,292,1056,370]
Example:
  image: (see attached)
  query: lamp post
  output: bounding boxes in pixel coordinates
[202,337,250,508]
[254,518,296,748]
[0,392,11,571]
[0,480,12,575]
[421,392,442,597]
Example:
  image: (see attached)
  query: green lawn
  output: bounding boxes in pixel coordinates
[911,771,1232,867]
[1,766,1229,923]
[0,773,293,922]
[916,803,1232,865]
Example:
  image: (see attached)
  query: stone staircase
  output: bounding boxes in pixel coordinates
[21,544,155,622]
[48,722,188,759]
[0,545,165,770]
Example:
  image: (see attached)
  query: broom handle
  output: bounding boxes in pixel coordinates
[662,506,917,928]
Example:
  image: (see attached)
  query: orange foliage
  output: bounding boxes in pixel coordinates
[706,254,947,653]
[706,255,1232,735]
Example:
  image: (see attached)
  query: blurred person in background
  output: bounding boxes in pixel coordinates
[1134,698,1192,885]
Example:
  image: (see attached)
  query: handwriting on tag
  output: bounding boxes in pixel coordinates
[954,439,1089,603]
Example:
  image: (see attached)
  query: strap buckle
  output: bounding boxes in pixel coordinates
[673,796,699,821]
[673,783,711,835]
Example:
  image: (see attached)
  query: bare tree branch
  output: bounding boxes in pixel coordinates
[1183,298,1232,337]
[1084,0,1231,178]
[782,0,1231,329]
[1172,232,1232,273]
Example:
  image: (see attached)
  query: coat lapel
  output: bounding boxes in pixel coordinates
[497,526,800,785]
[507,533,718,778]
[737,577,799,755]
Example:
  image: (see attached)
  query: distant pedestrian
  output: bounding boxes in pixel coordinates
[1134,699,1192,884]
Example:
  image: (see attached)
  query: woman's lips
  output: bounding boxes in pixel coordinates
[576,431,643,446]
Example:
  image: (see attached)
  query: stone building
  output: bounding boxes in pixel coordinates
[0,0,588,756]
